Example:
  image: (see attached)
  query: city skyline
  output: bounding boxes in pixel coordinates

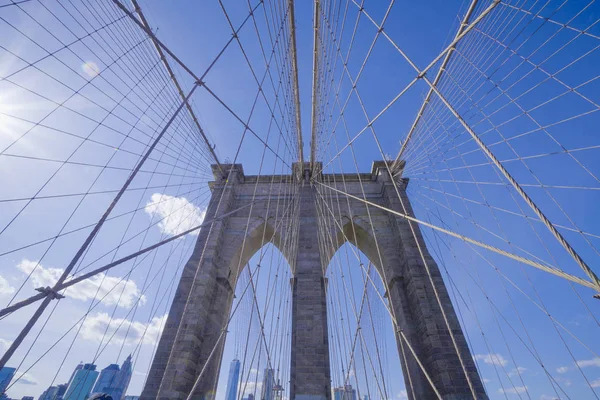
[1,356,134,400]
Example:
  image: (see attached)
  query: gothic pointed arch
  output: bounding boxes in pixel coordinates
[223,218,294,288]
[325,216,388,275]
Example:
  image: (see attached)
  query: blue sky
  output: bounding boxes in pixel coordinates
[1,0,600,399]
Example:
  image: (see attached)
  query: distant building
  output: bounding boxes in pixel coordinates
[272,380,284,400]
[56,383,67,400]
[114,355,133,400]
[346,385,357,400]
[38,386,54,400]
[0,367,16,400]
[55,383,67,400]
[332,385,357,400]
[21,397,34,400]
[91,355,133,400]
[242,394,254,400]
[260,369,274,400]
[363,395,369,400]
[92,365,119,396]
[333,387,344,400]
[38,383,67,400]
[92,364,121,400]
[64,363,98,400]
[224,359,240,400]
[38,386,51,400]
[123,397,139,400]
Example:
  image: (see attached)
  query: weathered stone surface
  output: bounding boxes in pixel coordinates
[290,182,331,400]
[140,162,488,400]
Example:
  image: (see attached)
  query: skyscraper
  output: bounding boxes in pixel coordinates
[345,385,357,400]
[91,355,133,400]
[38,386,50,400]
[57,384,68,400]
[113,355,133,400]
[0,367,16,400]
[66,364,83,391]
[56,383,68,400]
[332,385,357,400]
[64,363,98,400]
[92,364,119,396]
[333,387,344,400]
[38,386,55,400]
[224,359,240,400]
[260,369,274,400]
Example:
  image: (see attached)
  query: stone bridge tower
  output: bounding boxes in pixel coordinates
[140,162,488,400]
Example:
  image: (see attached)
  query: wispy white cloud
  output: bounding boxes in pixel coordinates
[591,378,600,388]
[0,276,15,295]
[498,386,528,395]
[557,357,600,374]
[396,390,408,399]
[558,377,572,387]
[16,259,146,308]
[539,395,558,400]
[144,193,205,236]
[508,366,527,377]
[13,371,38,386]
[240,380,262,397]
[81,312,167,346]
[569,314,594,327]
[6,370,38,387]
[474,353,508,367]
[577,357,600,369]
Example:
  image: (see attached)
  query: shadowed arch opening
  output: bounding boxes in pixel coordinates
[215,239,294,400]
[321,210,489,400]
[325,240,406,400]
[225,219,295,288]
[325,217,396,279]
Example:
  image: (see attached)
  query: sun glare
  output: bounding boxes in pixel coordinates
[0,92,36,149]
[0,94,17,139]
[82,61,101,78]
